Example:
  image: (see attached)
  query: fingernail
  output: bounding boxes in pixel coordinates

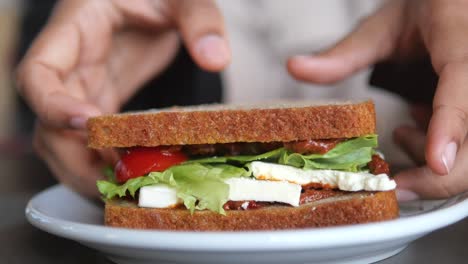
[291,55,336,68]
[291,55,317,65]
[70,117,87,129]
[292,55,311,61]
[442,142,457,174]
[195,34,230,67]
[396,189,420,202]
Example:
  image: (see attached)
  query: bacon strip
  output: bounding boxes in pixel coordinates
[283,138,344,154]
[368,154,390,175]
[222,189,345,211]
[183,139,344,156]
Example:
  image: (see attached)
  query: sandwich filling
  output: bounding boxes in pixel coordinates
[97,134,396,214]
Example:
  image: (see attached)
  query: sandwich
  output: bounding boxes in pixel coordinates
[88,100,399,230]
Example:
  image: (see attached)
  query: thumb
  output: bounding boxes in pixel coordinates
[287,1,403,84]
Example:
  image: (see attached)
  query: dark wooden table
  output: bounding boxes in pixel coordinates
[2,155,467,264]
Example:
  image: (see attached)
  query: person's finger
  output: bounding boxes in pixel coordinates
[34,124,105,197]
[287,1,403,84]
[395,189,420,202]
[420,1,468,176]
[424,11,468,175]
[394,139,468,199]
[16,0,156,129]
[394,166,467,199]
[393,125,426,166]
[16,21,103,129]
[171,0,230,72]
[425,62,468,175]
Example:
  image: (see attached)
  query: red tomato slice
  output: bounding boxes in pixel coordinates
[115,147,188,183]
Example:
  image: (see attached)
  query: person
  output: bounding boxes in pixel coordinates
[15,0,468,199]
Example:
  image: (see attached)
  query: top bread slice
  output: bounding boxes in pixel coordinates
[87,100,376,149]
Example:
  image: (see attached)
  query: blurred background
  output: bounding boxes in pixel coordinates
[0,0,18,141]
[0,0,59,205]
[0,0,55,160]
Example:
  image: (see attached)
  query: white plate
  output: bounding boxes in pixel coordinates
[26,185,468,264]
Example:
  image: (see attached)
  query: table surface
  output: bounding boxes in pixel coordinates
[2,155,467,264]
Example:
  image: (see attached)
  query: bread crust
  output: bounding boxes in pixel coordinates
[104,190,398,230]
[88,101,376,148]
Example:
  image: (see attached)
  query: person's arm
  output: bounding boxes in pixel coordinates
[287,0,468,199]
[15,0,229,197]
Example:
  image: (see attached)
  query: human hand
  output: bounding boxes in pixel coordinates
[16,0,229,197]
[287,0,468,198]
[393,104,468,200]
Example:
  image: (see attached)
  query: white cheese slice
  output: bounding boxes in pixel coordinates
[138,178,302,208]
[225,178,301,206]
[138,184,181,208]
[251,161,396,191]
[138,161,396,209]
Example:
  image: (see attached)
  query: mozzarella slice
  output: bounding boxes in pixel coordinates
[138,184,181,208]
[225,178,301,206]
[138,161,397,209]
[251,161,396,191]
[138,178,302,208]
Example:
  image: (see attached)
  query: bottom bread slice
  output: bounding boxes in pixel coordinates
[104,190,399,231]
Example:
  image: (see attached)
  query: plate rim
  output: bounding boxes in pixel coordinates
[25,185,468,251]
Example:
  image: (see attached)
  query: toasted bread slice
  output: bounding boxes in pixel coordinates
[88,100,376,148]
[105,190,398,230]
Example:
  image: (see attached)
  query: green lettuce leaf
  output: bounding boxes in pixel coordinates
[189,135,378,172]
[279,135,377,171]
[97,163,250,214]
[184,147,284,164]
[281,147,373,171]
